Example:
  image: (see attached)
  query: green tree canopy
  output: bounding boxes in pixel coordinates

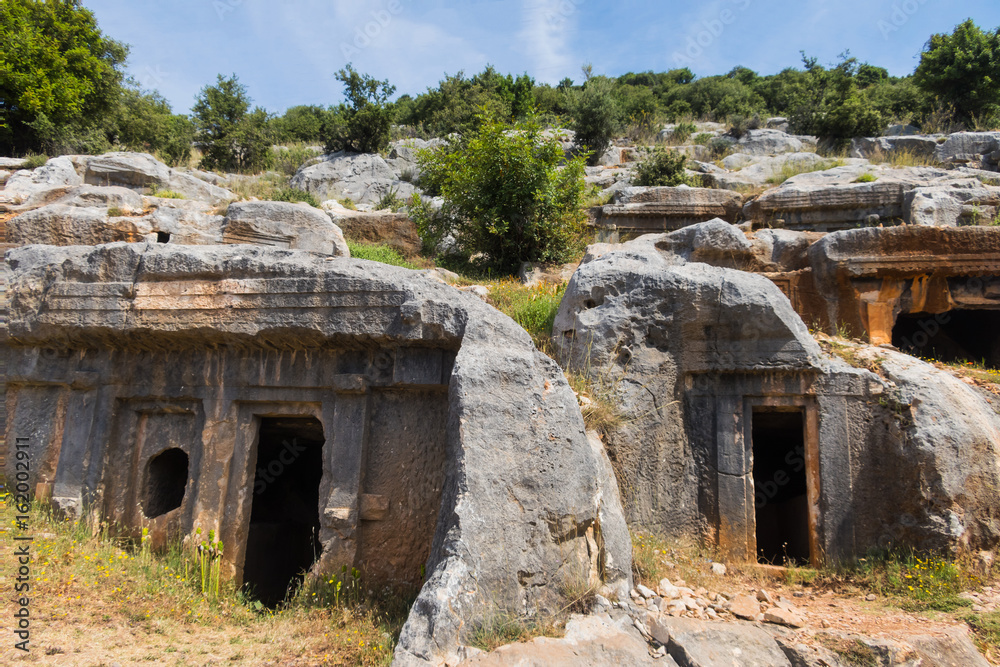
[0,0,128,153]
[193,74,274,173]
[914,19,1000,126]
[324,64,396,154]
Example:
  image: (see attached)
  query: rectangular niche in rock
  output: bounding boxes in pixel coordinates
[752,407,810,565]
[242,416,324,607]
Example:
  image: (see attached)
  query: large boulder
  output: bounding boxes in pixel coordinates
[4,242,632,667]
[7,204,154,246]
[3,157,83,201]
[164,170,235,205]
[222,201,349,256]
[735,129,815,156]
[291,151,415,205]
[84,152,171,188]
[851,135,941,161]
[936,132,1000,170]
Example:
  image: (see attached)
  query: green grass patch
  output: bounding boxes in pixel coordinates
[273,187,320,208]
[468,612,562,652]
[347,242,419,269]
[150,188,186,199]
[23,153,49,169]
[485,279,565,355]
[854,172,878,183]
[765,158,846,185]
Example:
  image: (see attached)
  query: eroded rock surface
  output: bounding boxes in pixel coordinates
[4,242,631,667]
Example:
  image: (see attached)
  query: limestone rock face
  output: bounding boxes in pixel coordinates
[744,164,1000,230]
[164,170,236,205]
[8,205,154,245]
[597,187,744,233]
[291,151,414,204]
[3,157,83,200]
[222,201,349,256]
[460,614,663,666]
[552,232,822,536]
[84,151,170,188]
[735,129,816,156]
[4,243,631,667]
[324,203,421,257]
[936,132,1000,170]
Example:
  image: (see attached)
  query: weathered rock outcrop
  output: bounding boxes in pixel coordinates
[596,187,744,233]
[4,243,631,667]
[291,151,416,205]
[553,224,1000,561]
[744,165,1000,230]
[222,201,350,256]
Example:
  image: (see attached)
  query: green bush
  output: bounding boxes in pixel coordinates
[273,187,320,208]
[271,105,331,144]
[569,77,620,166]
[324,65,395,154]
[671,122,696,143]
[633,147,689,187]
[914,20,1000,127]
[192,74,275,173]
[417,109,587,273]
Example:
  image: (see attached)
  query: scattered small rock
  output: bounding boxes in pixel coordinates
[729,595,761,620]
[711,562,727,576]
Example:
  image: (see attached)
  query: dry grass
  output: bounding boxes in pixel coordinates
[0,498,406,665]
[865,147,939,168]
[484,279,566,356]
[765,158,846,185]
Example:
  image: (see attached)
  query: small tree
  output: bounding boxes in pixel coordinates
[570,77,620,166]
[633,148,689,187]
[192,74,274,173]
[417,109,586,273]
[325,64,395,154]
[914,19,1000,127]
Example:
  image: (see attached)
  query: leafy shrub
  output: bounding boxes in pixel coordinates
[569,77,621,166]
[727,113,762,139]
[914,19,1000,127]
[671,122,697,143]
[271,105,331,143]
[193,74,275,173]
[417,109,587,273]
[854,172,877,183]
[116,87,194,166]
[338,197,357,210]
[324,64,396,154]
[273,187,320,208]
[346,242,417,269]
[633,147,689,187]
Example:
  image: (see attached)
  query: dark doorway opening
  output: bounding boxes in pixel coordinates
[142,448,188,518]
[752,408,809,565]
[892,310,1000,370]
[155,231,171,243]
[243,417,324,607]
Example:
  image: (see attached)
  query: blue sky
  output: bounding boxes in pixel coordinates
[84,0,1000,115]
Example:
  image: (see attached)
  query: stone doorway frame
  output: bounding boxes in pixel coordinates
[743,398,822,568]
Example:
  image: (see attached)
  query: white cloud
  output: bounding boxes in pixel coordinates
[516,0,578,82]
